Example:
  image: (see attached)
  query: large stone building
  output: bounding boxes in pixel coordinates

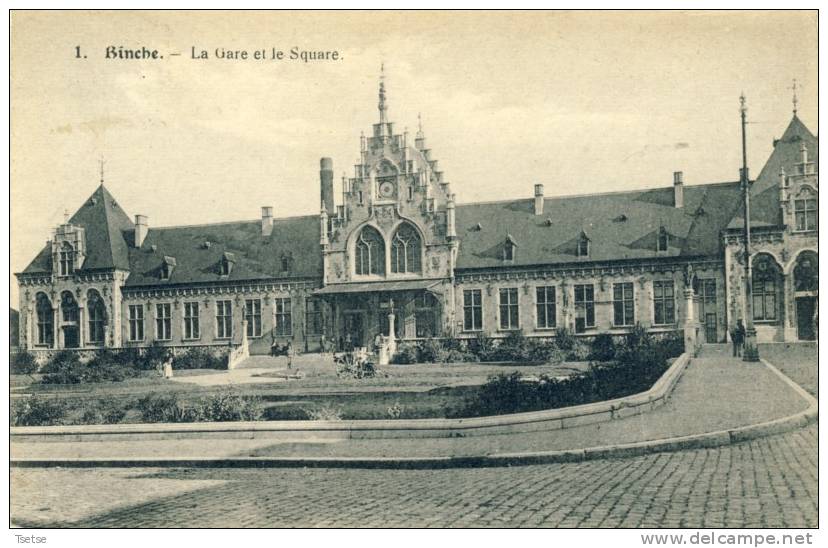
[15,78,818,360]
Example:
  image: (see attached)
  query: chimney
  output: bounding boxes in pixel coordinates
[320,157,334,214]
[534,184,544,215]
[134,215,148,248]
[261,206,273,236]
[673,172,684,208]
[446,197,457,239]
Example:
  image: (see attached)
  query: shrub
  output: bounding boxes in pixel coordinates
[83,350,142,383]
[304,405,343,421]
[387,402,405,419]
[334,352,376,378]
[566,340,591,361]
[554,327,577,351]
[418,338,444,363]
[467,331,495,361]
[171,347,227,370]
[590,333,616,362]
[200,391,262,421]
[12,395,68,426]
[528,340,565,364]
[454,329,672,418]
[78,398,127,425]
[136,393,201,423]
[391,343,419,364]
[654,331,684,358]
[136,342,172,371]
[10,351,38,375]
[40,350,85,384]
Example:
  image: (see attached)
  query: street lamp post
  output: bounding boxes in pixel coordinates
[740,93,759,361]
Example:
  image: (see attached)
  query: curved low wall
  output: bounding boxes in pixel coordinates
[12,353,690,442]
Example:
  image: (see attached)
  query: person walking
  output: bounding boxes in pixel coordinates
[286,340,293,369]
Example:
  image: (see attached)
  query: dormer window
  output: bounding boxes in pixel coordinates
[657,227,669,252]
[503,235,517,262]
[219,252,235,276]
[160,256,176,280]
[59,242,75,276]
[280,252,294,272]
[576,232,590,258]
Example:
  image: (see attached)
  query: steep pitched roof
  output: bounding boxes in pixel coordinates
[21,184,134,274]
[454,181,742,270]
[123,215,321,287]
[744,115,818,226]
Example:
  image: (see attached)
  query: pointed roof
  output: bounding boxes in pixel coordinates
[746,114,818,225]
[20,184,134,274]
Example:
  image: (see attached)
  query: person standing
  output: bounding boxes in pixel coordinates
[286,340,293,369]
[731,319,746,357]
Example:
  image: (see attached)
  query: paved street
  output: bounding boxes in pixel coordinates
[11,424,817,528]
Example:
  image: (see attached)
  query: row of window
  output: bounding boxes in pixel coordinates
[462,280,714,332]
[126,298,320,342]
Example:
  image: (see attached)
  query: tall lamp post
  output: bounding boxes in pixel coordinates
[740,93,759,361]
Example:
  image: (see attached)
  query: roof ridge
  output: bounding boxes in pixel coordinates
[455,180,740,207]
[150,214,318,231]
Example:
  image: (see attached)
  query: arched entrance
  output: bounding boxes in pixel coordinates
[793,251,818,341]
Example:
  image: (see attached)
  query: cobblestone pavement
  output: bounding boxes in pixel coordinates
[11,424,817,528]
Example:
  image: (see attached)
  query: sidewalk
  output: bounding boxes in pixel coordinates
[10,350,815,463]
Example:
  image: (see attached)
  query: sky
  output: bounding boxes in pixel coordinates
[10,10,818,305]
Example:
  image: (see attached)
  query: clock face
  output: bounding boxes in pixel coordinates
[379,180,395,198]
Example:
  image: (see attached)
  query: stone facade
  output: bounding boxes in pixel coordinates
[15,79,818,357]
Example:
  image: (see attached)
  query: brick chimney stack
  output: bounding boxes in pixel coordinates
[673,172,684,208]
[134,215,148,248]
[534,184,544,215]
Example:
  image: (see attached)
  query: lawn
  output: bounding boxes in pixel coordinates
[759,343,818,398]
[10,358,595,425]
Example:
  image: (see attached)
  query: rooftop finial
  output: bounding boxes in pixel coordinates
[378,63,387,124]
[98,156,105,184]
[739,91,747,114]
[63,209,70,224]
[417,112,423,138]
[789,78,799,115]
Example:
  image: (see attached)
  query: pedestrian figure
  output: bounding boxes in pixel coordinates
[731,319,745,357]
[286,341,293,369]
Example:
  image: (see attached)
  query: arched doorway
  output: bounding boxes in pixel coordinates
[793,251,818,341]
[60,291,80,348]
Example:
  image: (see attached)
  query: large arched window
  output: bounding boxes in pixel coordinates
[752,255,781,322]
[794,251,818,292]
[35,292,54,347]
[391,223,422,274]
[59,242,75,276]
[87,289,107,345]
[355,226,385,276]
[61,291,79,322]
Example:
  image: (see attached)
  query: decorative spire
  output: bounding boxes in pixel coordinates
[378,63,387,125]
[63,209,70,224]
[789,78,799,115]
[417,112,424,138]
[98,156,105,184]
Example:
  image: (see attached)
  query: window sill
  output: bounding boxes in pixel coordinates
[182,338,201,342]
[534,326,558,331]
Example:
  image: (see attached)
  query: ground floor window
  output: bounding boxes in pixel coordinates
[414,292,437,338]
[35,292,53,346]
[613,282,635,326]
[183,301,200,340]
[574,284,595,333]
[536,286,556,329]
[752,255,780,322]
[155,303,172,341]
[216,300,233,339]
[463,289,483,331]
[653,281,675,325]
[306,298,323,335]
[128,304,144,342]
[274,298,292,336]
[245,299,262,337]
[499,288,519,330]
